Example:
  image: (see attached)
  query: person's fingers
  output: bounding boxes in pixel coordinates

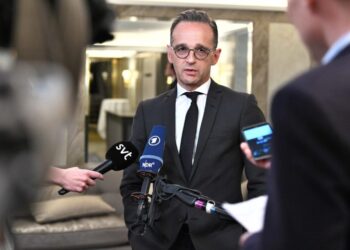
[88,170,104,180]
[256,159,271,169]
[73,183,85,193]
[240,141,248,150]
[240,142,255,162]
[240,142,253,158]
[86,178,97,186]
[241,142,272,169]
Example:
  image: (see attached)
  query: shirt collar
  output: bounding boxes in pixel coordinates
[322,31,350,64]
[177,79,211,98]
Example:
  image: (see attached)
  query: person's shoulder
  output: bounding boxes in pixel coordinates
[277,55,350,100]
[272,70,316,107]
[211,81,251,99]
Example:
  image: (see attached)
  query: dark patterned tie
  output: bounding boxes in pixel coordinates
[180,91,202,179]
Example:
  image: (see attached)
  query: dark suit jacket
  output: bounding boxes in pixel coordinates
[243,46,350,250]
[121,80,267,250]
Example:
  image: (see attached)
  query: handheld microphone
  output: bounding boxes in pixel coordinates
[135,125,166,221]
[58,141,139,195]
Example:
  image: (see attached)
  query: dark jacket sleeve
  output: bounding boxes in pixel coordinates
[240,94,268,199]
[243,82,350,250]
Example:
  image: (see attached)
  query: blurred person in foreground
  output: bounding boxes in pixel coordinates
[121,9,267,250]
[0,0,114,247]
[240,0,350,249]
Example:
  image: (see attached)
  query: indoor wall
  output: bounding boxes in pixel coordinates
[83,4,311,161]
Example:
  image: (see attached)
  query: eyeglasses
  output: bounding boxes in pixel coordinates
[171,45,213,60]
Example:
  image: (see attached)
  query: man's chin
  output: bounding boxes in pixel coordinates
[178,81,201,90]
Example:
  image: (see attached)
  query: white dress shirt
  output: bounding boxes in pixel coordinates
[322,31,350,64]
[175,80,211,163]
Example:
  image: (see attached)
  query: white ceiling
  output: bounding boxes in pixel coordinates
[92,0,288,53]
[98,19,249,50]
[107,0,287,11]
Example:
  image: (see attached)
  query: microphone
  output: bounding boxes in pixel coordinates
[58,141,139,195]
[135,125,166,221]
[154,178,235,221]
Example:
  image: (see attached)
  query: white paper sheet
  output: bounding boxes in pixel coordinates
[222,195,268,233]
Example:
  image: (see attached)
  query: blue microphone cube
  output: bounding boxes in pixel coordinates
[139,125,166,175]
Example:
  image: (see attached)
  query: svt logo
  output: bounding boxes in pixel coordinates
[115,144,133,160]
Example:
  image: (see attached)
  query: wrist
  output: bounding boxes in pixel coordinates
[49,166,66,186]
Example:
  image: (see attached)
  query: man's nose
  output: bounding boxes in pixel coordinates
[186,50,196,63]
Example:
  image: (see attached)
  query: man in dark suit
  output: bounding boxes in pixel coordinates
[121,9,267,250]
[240,0,350,249]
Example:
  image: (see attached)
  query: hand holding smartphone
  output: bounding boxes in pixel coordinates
[241,122,273,161]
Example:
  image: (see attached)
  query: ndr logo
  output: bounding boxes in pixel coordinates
[148,136,161,146]
[142,161,155,168]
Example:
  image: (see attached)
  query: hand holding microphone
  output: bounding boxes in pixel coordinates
[58,141,139,195]
[50,166,104,193]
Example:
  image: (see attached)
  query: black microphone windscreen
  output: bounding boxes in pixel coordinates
[105,141,139,170]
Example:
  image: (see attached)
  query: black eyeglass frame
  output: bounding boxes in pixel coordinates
[171,45,215,60]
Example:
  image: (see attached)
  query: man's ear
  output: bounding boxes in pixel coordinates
[167,45,174,63]
[211,48,221,65]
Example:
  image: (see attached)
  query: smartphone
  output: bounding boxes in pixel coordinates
[242,122,273,160]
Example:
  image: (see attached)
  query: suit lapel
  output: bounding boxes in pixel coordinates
[163,88,187,180]
[189,81,223,181]
[334,44,350,61]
